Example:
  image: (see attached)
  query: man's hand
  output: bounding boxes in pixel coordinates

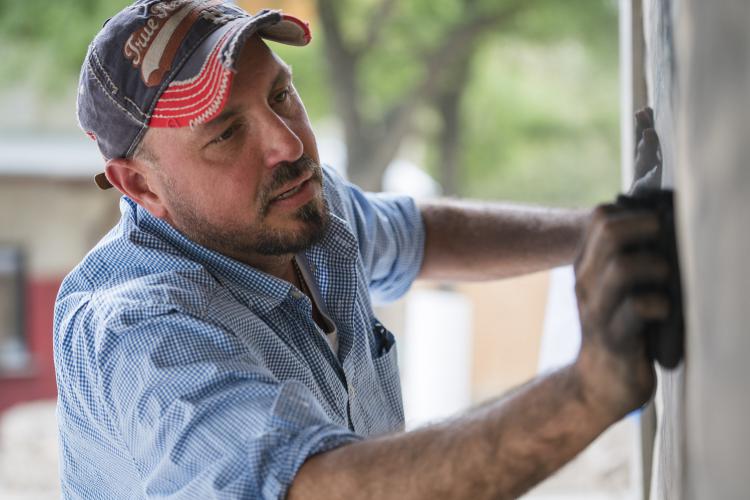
[631,106,663,195]
[291,179,674,500]
[291,203,672,499]
[573,204,669,420]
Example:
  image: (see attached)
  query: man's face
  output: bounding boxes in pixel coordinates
[141,35,328,265]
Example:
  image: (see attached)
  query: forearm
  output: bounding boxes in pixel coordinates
[418,200,591,281]
[288,363,615,500]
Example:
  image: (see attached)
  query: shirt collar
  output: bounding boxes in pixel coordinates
[122,194,358,312]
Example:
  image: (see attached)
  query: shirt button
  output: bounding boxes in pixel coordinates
[348,383,355,398]
[291,290,303,299]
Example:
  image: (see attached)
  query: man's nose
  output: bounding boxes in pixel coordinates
[261,113,304,168]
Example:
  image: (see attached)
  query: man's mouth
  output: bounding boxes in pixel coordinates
[273,176,310,201]
[264,170,318,212]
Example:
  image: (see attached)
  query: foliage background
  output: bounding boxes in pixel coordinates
[0,0,621,206]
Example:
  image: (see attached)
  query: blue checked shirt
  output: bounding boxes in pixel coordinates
[53,166,425,499]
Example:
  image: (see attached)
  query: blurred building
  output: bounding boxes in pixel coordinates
[0,135,119,411]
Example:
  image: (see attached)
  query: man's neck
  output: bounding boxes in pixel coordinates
[239,253,297,284]
[158,210,298,284]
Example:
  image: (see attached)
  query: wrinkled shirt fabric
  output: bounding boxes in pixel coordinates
[53,167,424,499]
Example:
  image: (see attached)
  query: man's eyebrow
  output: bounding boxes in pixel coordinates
[272,64,293,88]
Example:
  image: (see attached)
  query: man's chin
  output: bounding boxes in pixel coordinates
[253,198,329,256]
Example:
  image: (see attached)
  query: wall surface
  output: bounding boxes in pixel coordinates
[643,0,750,498]
[641,2,684,497]
[675,1,750,499]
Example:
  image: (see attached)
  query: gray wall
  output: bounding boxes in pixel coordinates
[642,0,750,498]
[676,1,750,499]
[642,4,684,499]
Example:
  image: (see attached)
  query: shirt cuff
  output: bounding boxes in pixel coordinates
[263,381,363,499]
[368,193,426,304]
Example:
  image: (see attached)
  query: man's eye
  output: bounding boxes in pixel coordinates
[273,88,289,104]
[211,123,240,145]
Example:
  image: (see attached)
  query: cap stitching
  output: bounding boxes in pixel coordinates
[152,67,229,118]
[91,49,146,118]
[125,124,150,159]
[223,18,255,68]
[88,48,117,94]
[155,26,233,100]
[86,58,146,127]
[187,69,231,126]
[152,67,228,117]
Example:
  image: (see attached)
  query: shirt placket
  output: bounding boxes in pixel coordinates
[287,291,353,430]
[305,225,362,433]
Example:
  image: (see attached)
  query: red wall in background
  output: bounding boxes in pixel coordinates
[0,278,61,413]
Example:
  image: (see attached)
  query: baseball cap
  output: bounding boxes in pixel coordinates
[76,0,311,190]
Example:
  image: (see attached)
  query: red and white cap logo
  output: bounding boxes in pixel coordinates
[123,1,311,129]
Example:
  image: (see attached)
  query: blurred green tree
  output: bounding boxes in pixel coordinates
[0,0,129,93]
[308,0,619,195]
[0,0,620,204]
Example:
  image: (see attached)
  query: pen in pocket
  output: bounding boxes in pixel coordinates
[373,321,393,356]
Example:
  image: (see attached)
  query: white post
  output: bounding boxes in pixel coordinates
[401,288,473,429]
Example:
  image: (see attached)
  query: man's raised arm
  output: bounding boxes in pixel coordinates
[418,200,590,281]
[416,107,663,283]
[289,205,668,499]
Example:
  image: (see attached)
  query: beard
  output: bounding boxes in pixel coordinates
[165,154,329,258]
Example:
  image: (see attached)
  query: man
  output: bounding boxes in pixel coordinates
[54,1,668,498]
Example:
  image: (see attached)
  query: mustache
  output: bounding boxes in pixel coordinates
[259,155,322,210]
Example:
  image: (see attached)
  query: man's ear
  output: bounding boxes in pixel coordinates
[104,157,168,218]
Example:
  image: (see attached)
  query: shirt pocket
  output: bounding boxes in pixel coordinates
[368,320,404,432]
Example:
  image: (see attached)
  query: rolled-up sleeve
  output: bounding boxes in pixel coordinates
[335,178,426,304]
[96,311,362,499]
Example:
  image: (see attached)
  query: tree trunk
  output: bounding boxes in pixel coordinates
[315,0,532,192]
[435,53,473,197]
